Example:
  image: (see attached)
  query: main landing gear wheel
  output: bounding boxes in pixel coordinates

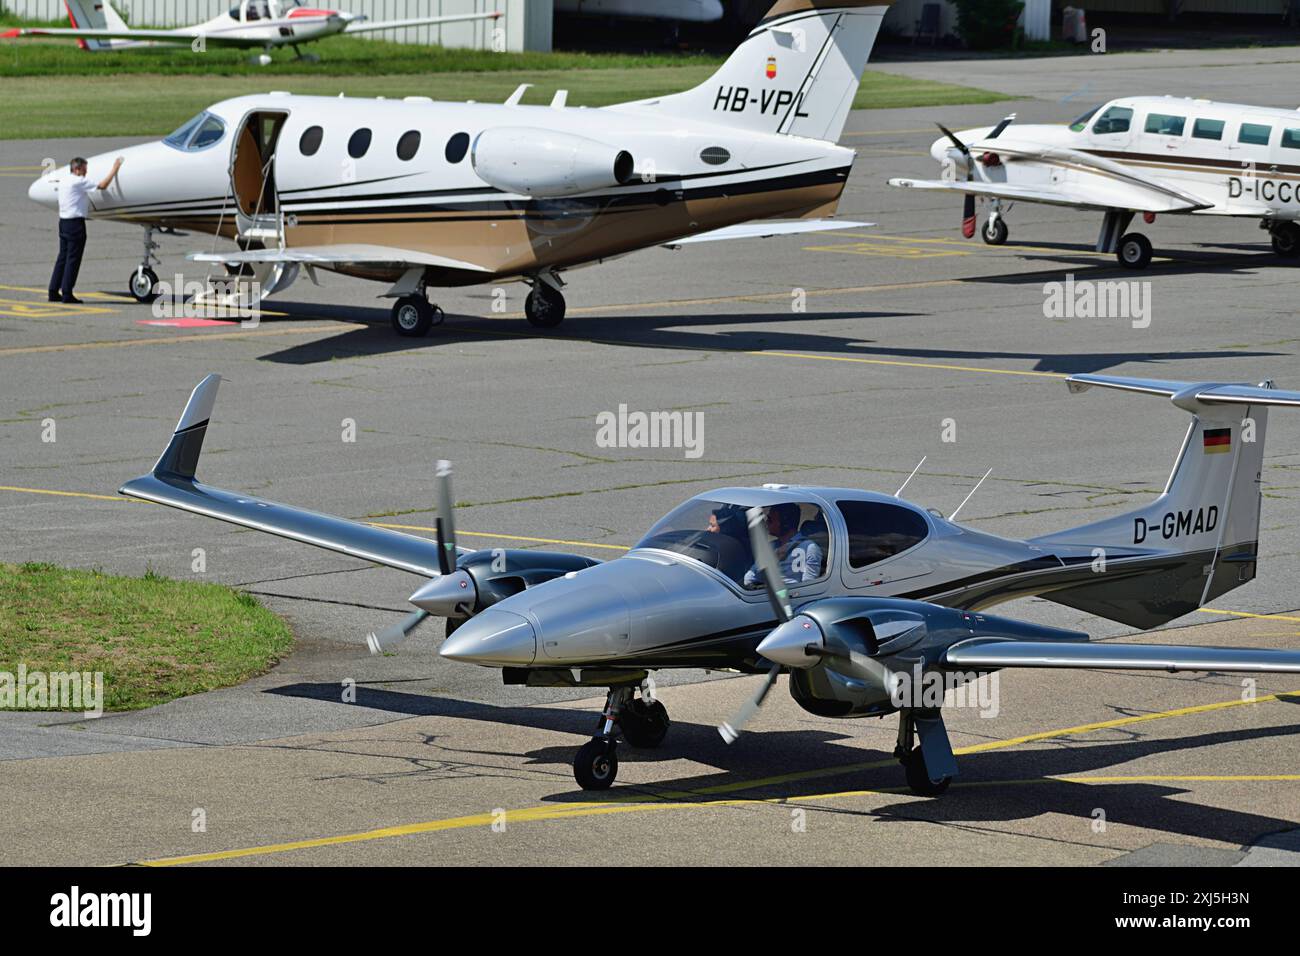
[390,296,444,337]
[1271,222,1300,258]
[982,217,1009,245]
[128,267,159,304]
[524,284,566,329]
[620,698,670,749]
[901,746,952,797]
[574,739,618,790]
[1116,232,1153,270]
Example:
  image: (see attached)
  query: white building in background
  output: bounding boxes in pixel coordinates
[3,0,554,50]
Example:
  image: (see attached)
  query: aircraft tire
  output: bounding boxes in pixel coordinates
[1271,223,1300,258]
[903,746,951,796]
[1116,232,1153,270]
[525,285,566,329]
[391,296,434,337]
[982,217,1009,245]
[620,698,670,748]
[574,739,618,790]
[128,267,159,304]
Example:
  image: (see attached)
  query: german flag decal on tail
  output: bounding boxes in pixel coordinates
[1204,427,1232,454]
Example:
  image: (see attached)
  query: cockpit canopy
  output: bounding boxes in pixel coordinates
[163,112,227,152]
[635,498,829,589]
[228,0,302,21]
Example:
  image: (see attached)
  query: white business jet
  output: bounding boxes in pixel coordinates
[2,0,501,65]
[27,0,891,335]
[890,96,1300,270]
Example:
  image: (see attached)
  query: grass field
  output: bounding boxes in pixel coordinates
[0,66,1008,139]
[0,562,294,711]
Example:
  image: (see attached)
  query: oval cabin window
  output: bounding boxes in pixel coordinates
[445,132,470,164]
[299,125,323,157]
[396,130,421,162]
[348,128,372,159]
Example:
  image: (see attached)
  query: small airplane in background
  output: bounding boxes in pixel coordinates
[890,96,1300,270]
[2,0,501,64]
[122,371,1300,794]
[26,0,889,334]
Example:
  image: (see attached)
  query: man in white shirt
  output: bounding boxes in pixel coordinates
[48,155,123,304]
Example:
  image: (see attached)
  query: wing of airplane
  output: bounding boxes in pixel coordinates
[341,11,503,35]
[891,138,1214,214]
[661,219,874,248]
[189,245,493,276]
[944,638,1300,674]
[119,375,448,578]
[0,25,255,45]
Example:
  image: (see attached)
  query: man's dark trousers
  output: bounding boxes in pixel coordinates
[49,217,87,301]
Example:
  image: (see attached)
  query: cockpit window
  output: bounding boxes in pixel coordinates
[837,500,929,570]
[1091,106,1133,135]
[635,499,828,588]
[163,112,226,152]
[1068,106,1100,133]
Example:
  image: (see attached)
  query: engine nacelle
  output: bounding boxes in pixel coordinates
[471,127,636,198]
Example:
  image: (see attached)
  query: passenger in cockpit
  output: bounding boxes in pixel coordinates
[744,503,823,587]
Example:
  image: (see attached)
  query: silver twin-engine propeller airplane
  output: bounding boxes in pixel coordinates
[3,0,501,65]
[122,372,1300,795]
[890,96,1300,270]
[26,0,893,335]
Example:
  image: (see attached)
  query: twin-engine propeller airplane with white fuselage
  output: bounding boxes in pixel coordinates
[25,0,894,335]
[2,0,501,65]
[121,371,1300,794]
[890,96,1300,270]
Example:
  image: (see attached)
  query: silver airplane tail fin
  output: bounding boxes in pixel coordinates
[629,1,891,143]
[64,0,128,50]
[1030,374,1300,628]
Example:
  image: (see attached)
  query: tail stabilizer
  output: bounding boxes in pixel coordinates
[1031,374,1300,628]
[64,0,125,50]
[625,1,894,143]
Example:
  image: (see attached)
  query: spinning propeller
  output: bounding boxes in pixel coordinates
[365,459,473,655]
[718,506,899,744]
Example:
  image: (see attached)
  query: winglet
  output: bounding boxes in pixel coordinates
[152,374,221,481]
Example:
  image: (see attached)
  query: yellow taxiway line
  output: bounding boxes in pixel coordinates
[137,684,1300,866]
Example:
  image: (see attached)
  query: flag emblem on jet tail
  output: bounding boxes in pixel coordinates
[766,57,777,79]
[1204,428,1232,454]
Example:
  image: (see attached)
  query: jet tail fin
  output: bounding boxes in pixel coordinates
[625,1,891,143]
[1031,374,1300,628]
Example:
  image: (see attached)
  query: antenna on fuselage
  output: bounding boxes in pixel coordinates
[948,467,992,521]
[894,456,926,498]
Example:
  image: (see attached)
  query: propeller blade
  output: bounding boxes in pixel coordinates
[962,193,977,238]
[936,122,971,158]
[435,459,456,576]
[746,506,792,623]
[987,112,1017,139]
[719,662,780,744]
[365,609,430,656]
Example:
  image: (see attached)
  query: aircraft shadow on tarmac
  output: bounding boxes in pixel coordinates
[250,301,1285,376]
[267,682,1300,844]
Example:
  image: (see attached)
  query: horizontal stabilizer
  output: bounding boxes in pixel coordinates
[1067,373,1300,408]
[945,638,1300,674]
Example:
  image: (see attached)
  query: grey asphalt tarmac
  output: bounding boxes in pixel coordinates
[1,45,1298,865]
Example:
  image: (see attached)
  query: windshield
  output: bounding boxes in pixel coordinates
[1068,105,1101,133]
[635,498,828,588]
[163,112,226,152]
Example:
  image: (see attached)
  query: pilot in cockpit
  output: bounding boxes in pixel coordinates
[743,503,823,588]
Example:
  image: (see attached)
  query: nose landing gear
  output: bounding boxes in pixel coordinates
[524,272,567,329]
[573,685,672,790]
[127,226,162,303]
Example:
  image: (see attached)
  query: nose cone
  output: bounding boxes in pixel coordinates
[409,569,476,616]
[27,173,57,209]
[756,614,822,670]
[440,610,536,666]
